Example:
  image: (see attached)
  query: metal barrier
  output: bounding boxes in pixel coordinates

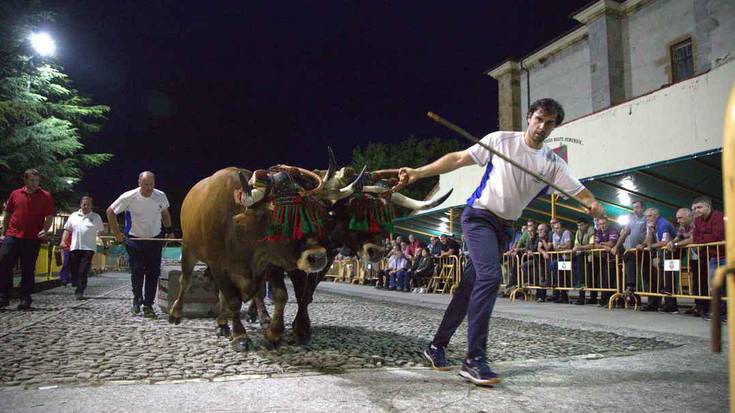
[508,249,622,309]
[624,242,727,309]
[427,255,462,293]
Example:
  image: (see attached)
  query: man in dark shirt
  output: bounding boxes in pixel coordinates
[590,217,619,307]
[408,248,435,292]
[0,169,55,309]
[439,234,460,257]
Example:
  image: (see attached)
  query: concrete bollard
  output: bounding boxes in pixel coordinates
[157,264,219,317]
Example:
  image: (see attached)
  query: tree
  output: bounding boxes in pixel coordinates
[351,136,463,203]
[0,1,112,210]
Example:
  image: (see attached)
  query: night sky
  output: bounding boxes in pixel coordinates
[49,0,593,216]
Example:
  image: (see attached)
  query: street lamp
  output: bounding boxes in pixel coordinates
[29,32,56,57]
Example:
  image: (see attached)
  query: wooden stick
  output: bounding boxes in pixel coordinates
[427,111,593,210]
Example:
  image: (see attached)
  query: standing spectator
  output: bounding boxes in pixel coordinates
[572,217,596,305]
[613,200,647,294]
[58,228,72,286]
[640,208,676,312]
[548,219,573,303]
[589,217,619,307]
[107,171,174,319]
[406,234,422,261]
[0,169,55,310]
[691,197,726,321]
[439,234,459,257]
[535,223,551,302]
[60,196,104,300]
[516,224,539,292]
[667,208,699,314]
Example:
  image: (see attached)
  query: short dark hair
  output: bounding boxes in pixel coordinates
[692,196,712,207]
[23,169,40,179]
[527,98,565,125]
[80,195,94,204]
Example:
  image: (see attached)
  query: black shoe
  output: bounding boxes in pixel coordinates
[458,357,501,386]
[574,299,585,306]
[640,305,659,312]
[142,305,157,319]
[75,291,84,301]
[683,307,699,316]
[0,296,9,308]
[17,297,31,310]
[131,297,142,315]
[375,285,383,290]
[423,344,451,371]
[587,298,598,305]
[702,312,712,321]
[661,304,678,313]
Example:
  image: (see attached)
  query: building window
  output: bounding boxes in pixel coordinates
[671,38,694,82]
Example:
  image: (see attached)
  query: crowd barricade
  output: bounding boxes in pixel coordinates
[508,248,622,309]
[625,241,727,308]
[325,257,359,282]
[427,255,462,293]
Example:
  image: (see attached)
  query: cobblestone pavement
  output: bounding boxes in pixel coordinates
[0,272,677,389]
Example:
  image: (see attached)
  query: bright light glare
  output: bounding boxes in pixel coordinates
[29,32,56,57]
[617,190,631,206]
[617,215,630,226]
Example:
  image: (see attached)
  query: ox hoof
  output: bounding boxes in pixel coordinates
[264,337,282,351]
[216,324,232,338]
[168,315,182,325]
[230,336,254,352]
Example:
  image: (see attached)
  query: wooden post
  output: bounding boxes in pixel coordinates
[551,194,558,220]
[722,84,735,413]
[448,208,455,236]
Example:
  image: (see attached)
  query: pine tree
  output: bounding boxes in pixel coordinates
[0,1,112,209]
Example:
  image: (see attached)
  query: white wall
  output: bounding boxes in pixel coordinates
[425,60,734,214]
[521,38,593,129]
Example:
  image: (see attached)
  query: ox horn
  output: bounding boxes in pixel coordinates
[325,147,337,182]
[390,189,454,210]
[335,165,367,199]
[237,171,265,207]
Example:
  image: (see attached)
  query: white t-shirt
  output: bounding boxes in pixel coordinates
[110,188,170,238]
[64,210,104,251]
[466,131,584,220]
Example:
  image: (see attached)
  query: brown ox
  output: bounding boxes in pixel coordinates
[169,167,327,351]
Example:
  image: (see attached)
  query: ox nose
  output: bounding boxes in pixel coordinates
[307,252,327,271]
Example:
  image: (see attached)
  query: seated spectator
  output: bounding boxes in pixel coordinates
[334,245,354,261]
[408,248,434,292]
[691,197,726,321]
[518,225,540,293]
[376,245,410,291]
[572,217,595,305]
[439,234,459,258]
[640,207,676,312]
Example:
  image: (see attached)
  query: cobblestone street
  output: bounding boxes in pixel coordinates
[1,272,678,389]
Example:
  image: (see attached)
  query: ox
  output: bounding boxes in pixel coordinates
[169,167,329,351]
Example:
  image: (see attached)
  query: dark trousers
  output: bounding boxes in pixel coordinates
[59,249,71,284]
[0,237,41,299]
[126,238,162,306]
[431,208,512,360]
[408,268,433,289]
[70,250,94,294]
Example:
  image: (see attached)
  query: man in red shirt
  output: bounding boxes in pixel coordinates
[691,196,726,321]
[0,169,55,309]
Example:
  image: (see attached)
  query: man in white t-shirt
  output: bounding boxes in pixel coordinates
[60,196,104,300]
[400,98,604,386]
[106,171,174,319]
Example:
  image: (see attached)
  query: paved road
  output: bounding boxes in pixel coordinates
[0,272,728,412]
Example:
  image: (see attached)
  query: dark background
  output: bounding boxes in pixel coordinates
[47,0,593,218]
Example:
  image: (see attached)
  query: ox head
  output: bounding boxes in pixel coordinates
[315,148,453,264]
[236,167,329,274]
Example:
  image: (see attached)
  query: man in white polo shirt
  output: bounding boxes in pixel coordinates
[60,196,104,300]
[400,98,604,386]
[106,171,173,319]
